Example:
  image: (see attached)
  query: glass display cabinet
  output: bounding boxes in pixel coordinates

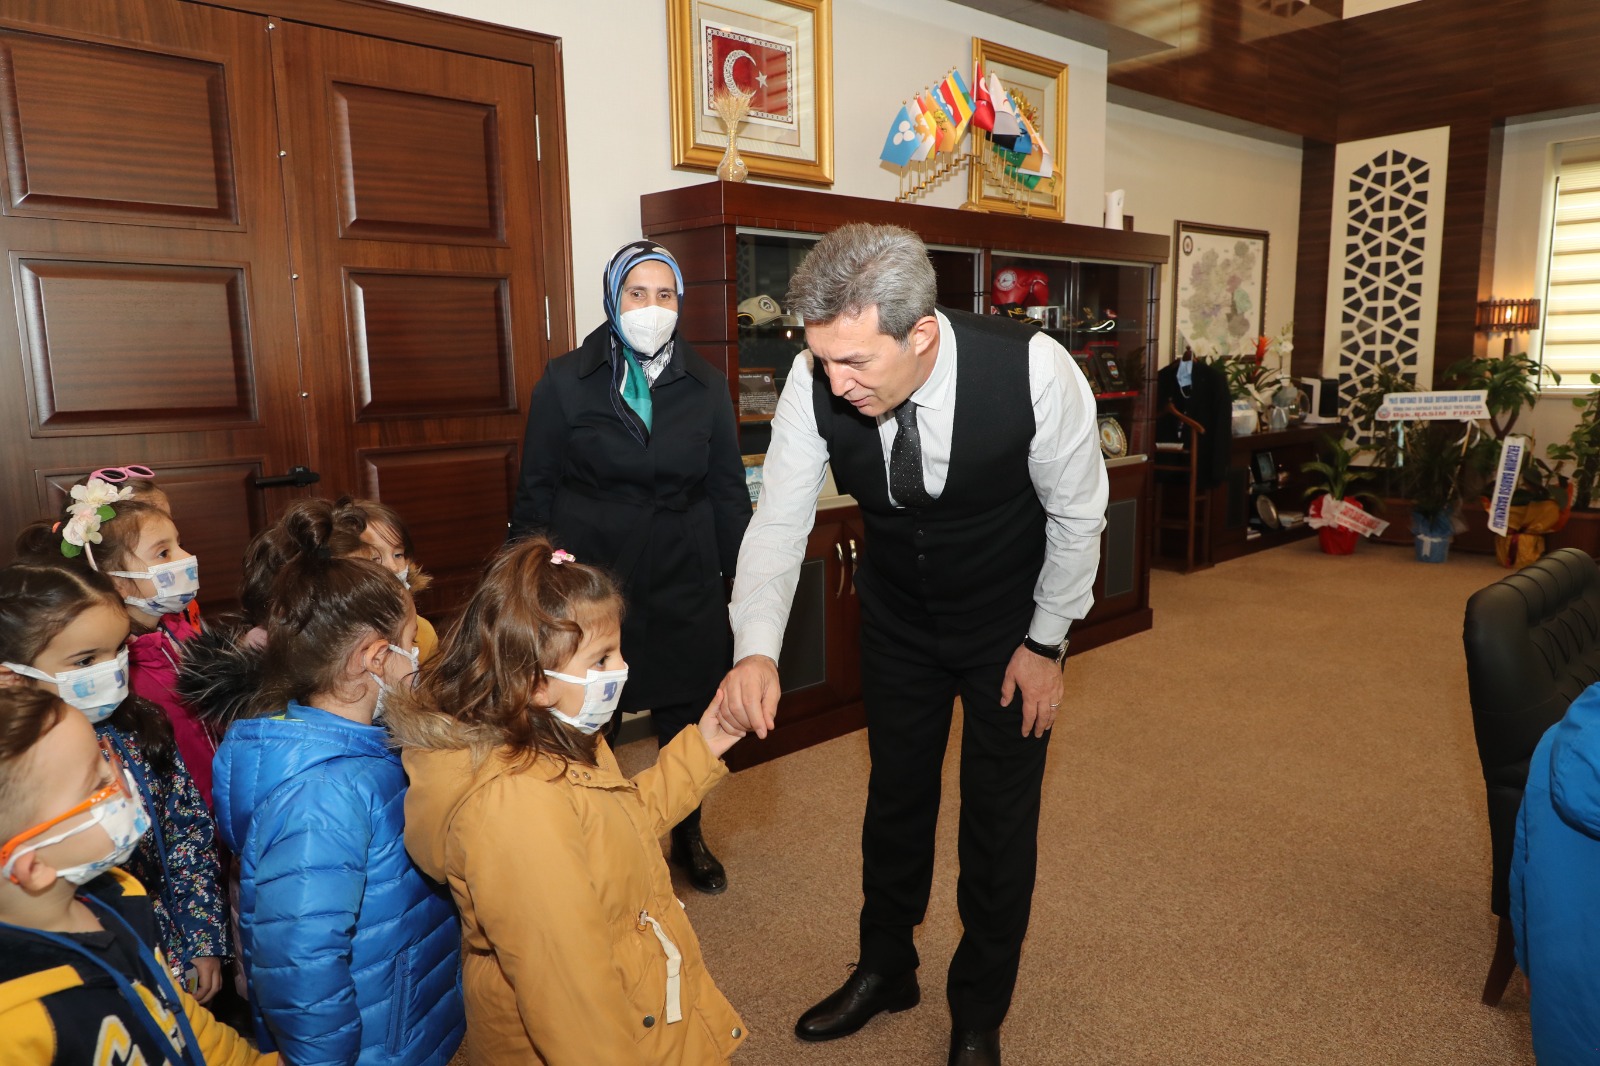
[642,182,1168,770]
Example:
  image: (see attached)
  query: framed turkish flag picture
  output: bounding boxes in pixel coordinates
[668,0,833,185]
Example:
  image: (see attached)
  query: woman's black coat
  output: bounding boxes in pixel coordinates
[510,324,752,711]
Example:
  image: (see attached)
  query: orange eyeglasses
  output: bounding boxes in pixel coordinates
[0,737,131,876]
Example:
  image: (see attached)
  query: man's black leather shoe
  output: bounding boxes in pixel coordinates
[794,968,920,1041]
[669,821,727,894]
[948,1027,1001,1066]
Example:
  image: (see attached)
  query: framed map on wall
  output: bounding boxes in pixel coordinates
[1171,221,1269,359]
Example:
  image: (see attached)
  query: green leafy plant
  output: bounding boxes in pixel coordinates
[1444,350,1552,440]
[1301,434,1383,509]
[1402,420,1467,521]
[1546,373,1600,510]
[1349,366,1418,469]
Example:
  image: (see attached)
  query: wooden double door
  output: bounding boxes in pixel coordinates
[0,0,571,612]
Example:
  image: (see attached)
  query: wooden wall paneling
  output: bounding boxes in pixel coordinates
[1435,114,1500,369]
[0,0,304,565]
[358,442,518,615]
[1291,138,1335,380]
[1495,0,1600,119]
[270,18,549,609]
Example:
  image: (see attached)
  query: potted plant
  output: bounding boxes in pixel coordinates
[1402,420,1466,563]
[1301,434,1383,555]
[1547,374,1600,510]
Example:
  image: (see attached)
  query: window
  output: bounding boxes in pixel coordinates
[1541,138,1600,379]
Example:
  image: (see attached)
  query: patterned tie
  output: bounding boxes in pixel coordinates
[890,401,934,508]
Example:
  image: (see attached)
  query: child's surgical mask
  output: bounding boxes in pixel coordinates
[109,556,200,616]
[368,643,420,721]
[618,305,677,356]
[545,666,629,734]
[3,649,130,724]
[0,738,151,885]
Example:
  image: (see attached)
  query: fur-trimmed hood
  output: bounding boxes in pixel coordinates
[175,621,266,731]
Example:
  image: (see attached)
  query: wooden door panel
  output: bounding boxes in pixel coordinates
[18,257,255,430]
[347,270,514,419]
[334,82,502,243]
[276,21,549,609]
[0,28,239,225]
[43,460,264,612]
[358,442,518,613]
[0,0,303,579]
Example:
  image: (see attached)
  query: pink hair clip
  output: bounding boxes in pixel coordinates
[550,549,576,565]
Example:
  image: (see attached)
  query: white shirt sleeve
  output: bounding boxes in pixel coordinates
[1027,332,1110,645]
[728,351,830,663]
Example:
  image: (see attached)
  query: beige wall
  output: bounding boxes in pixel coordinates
[1493,111,1600,459]
[1103,103,1302,367]
[1343,0,1424,17]
[388,0,1109,322]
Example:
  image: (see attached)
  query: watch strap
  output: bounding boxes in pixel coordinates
[1022,635,1068,665]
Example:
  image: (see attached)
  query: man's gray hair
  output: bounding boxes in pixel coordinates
[786,223,937,343]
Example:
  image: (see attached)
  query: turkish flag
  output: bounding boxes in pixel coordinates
[707,27,792,122]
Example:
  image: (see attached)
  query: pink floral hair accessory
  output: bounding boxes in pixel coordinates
[550,549,576,565]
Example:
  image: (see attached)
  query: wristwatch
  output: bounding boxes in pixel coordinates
[1021,635,1069,666]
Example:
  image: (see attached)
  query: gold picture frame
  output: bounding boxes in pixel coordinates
[964,38,1067,220]
[668,0,834,186]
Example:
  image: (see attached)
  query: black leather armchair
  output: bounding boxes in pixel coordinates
[1462,546,1600,1005]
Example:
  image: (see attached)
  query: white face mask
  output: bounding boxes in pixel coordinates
[4,648,131,724]
[618,305,678,356]
[545,666,628,734]
[1,775,151,885]
[368,643,420,721]
[109,556,200,616]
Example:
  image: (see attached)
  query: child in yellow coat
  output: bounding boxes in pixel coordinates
[390,538,747,1065]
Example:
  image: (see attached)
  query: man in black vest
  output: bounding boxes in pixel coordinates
[722,224,1108,1066]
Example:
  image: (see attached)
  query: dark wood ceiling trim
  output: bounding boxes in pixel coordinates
[195,0,559,64]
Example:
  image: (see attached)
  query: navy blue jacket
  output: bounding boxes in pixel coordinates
[214,702,463,1066]
[1512,683,1600,1064]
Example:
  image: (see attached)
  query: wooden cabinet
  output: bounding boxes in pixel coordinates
[643,182,1169,768]
[726,505,864,771]
[1155,424,1331,567]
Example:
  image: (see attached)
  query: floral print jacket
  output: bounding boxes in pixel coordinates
[98,714,229,974]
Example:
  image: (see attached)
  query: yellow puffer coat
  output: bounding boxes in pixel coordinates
[402,727,745,1065]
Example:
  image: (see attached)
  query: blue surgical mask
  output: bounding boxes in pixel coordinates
[109,556,200,616]
[544,666,628,734]
[4,649,130,723]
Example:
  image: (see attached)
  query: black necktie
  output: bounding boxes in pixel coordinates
[890,401,934,508]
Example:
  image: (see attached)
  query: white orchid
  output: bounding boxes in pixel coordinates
[70,477,130,510]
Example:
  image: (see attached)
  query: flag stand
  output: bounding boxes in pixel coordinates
[894,129,1037,214]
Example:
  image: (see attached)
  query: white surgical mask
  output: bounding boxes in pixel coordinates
[368,643,420,721]
[109,556,200,616]
[1,779,151,886]
[545,666,628,734]
[4,649,130,724]
[618,305,678,356]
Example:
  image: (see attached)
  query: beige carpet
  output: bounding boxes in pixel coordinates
[618,538,1537,1065]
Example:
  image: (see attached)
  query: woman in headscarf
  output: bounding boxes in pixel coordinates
[510,240,752,893]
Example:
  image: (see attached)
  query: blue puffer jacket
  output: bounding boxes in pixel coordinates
[1512,683,1600,1065]
[214,702,464,1066]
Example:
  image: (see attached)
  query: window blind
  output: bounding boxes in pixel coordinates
[1544,138,1600,378]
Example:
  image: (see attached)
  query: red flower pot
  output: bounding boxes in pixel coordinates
[1318,526,1359,555]
[1310,495,1365,555]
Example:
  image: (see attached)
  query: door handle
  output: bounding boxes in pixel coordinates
[835,542,847,598]
[253,465,321,489]
[848,538,858,596]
